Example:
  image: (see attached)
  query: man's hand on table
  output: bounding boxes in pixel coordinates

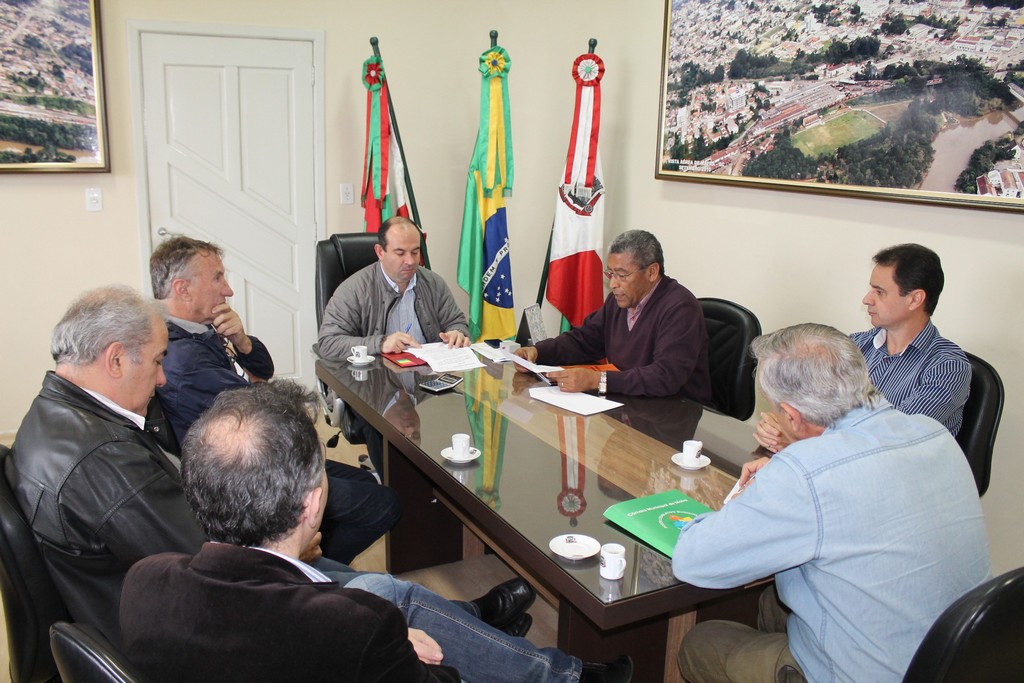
[754,411,790,453]
[382,332,421,354]
[546,367,599,393]
[729,456,771,502]
[438,330,470,348]
[512,346,538,370]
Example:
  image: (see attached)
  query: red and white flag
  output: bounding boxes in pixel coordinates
[545,53,606,328]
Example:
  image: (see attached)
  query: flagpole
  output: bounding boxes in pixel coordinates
[369,37,431,268]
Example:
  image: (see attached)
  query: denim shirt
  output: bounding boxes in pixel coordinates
[673,401,990,683]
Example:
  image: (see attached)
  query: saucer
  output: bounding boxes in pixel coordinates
[347,355,375,366]
[672,453,710,470]
[441,446,481,463]
[549,534,600,560]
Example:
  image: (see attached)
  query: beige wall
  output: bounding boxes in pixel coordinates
[2,0,1020,575]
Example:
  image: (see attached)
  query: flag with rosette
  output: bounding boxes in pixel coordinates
[457,45,516,342]
[543,53,606,330]
[360,55,410,233]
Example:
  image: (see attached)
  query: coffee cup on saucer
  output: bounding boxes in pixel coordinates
[351,345,368,362]
[681,440,703,468]
[451,433,471,460]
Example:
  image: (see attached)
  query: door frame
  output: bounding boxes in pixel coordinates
[126,20,327,296]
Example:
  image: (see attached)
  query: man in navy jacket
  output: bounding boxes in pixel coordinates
[151,236,400,564]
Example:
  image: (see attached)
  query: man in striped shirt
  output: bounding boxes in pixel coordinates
[756,244,970,452]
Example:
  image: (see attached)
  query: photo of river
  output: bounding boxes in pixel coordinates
[920,104,1024,193]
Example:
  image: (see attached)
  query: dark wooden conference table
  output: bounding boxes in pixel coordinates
[316,357,765,683]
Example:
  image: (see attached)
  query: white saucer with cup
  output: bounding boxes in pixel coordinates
[347,345,374,365]
[672,439,710,470]
[441,433,481,463]
[599,543,627,580]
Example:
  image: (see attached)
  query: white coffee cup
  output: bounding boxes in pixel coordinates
[599,543,626,580]
[351,345,368,361]
[351,368,368,382]
[682,440,703,467]
[452,433,471,460]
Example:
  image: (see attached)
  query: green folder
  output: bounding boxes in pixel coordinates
[603,490,712,557]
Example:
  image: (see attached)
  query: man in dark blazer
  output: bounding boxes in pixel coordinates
[120,380,458,682]
[121,381,634,683]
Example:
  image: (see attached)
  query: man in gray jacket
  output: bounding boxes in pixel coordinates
[317,216,470,359]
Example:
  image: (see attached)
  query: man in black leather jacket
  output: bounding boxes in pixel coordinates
[7,285,205,647]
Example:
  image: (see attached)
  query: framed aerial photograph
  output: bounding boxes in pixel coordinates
[656,0,1024,212]
[0,0,109,172]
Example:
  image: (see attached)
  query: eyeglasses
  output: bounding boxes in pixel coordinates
[603,266,645,282]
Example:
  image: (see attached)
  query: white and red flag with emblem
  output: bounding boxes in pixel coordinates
[544,52,605,328]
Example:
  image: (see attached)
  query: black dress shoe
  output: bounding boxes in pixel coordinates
[580,656,633,683]
[500,611,533,638]
[470,578,536,630]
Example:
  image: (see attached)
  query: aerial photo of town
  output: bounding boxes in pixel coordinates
[0,0,102,166]
[659,0,1024,198]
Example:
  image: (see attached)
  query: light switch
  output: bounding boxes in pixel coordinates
[85,187,103,212]
[340,183,355,205]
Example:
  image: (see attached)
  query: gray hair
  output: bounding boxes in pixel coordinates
[608,229,665,277]
[181,381,325,547]
[51,285,159,366]
[150,236,223,299]
[751,323,879,427]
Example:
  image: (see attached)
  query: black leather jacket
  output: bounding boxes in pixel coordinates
[7,372,205,646]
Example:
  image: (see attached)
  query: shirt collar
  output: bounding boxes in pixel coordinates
[82,388,146,430]
[628,278,660,318]
[872,320,937,355]
[379,263,417,294]
[165,313,211,335]
[250,546,332,583]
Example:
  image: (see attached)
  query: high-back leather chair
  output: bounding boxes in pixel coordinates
[956,353,1003,496]
[314,232,380,329]
[698,298,761,421]
[313,232,383,443]
[0,444,70,683]
[49,622,149,683]
[903,566,1024,682]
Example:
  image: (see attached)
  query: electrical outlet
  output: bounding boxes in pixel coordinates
[85,187,103,212]
[340,183,355,205]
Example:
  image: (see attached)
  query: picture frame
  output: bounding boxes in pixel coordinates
[655,0,1024,213]
[0,0,109,173]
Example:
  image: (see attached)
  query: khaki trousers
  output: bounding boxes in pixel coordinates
[678,586,806,683]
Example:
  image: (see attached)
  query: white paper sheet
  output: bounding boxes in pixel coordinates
[470,342,510,363]
[528,386,623,416]
[500,349,562,385]
[407,343,485,372]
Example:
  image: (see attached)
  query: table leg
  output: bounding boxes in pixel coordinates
[384,439,463,574]
[558,600,673,682]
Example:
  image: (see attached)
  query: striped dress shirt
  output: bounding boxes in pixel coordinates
[850,321,971,436]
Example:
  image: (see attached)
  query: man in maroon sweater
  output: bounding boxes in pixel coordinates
[516,230,711,401]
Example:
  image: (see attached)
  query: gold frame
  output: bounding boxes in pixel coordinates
[0,0,109,173]
[654,0,1024,213]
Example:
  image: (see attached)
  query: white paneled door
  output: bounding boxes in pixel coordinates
[135,27,323,386]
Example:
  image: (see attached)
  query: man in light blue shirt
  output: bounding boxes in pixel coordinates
[674,323,990,683]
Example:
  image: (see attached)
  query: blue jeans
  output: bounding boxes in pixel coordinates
[319,460,401,563]
[344,573,581,683]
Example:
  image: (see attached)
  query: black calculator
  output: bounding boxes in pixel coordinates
[419,373,464,393]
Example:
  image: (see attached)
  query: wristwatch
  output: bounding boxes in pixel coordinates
[598,371,607,396]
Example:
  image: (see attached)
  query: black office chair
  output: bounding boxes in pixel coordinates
[313,232,382,445]
[698,297,761,421]
[0,444,70,683]
[50,622,149,683]
[955,353,1003,497]
[903,566,1024,682]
